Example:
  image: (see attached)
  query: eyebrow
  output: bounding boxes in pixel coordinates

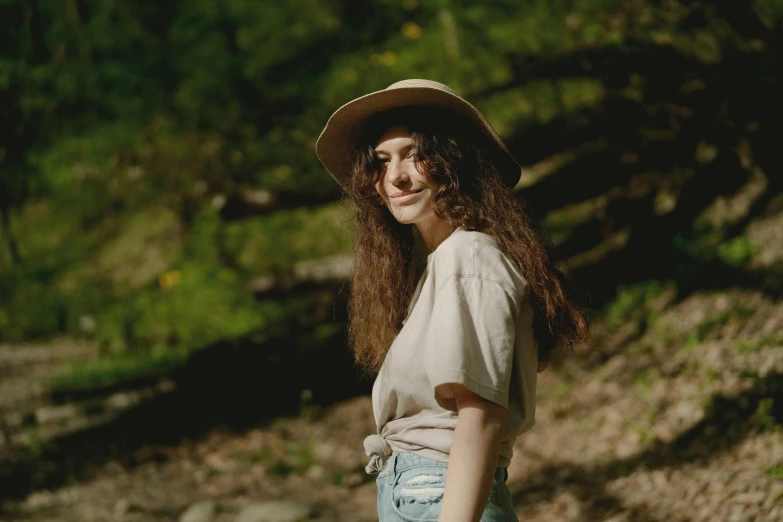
[374,143,415,156]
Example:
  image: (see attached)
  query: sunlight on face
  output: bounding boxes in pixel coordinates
[373,124,439,226]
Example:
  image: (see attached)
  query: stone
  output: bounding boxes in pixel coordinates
[180,500,217,522]
[234,501,313,522]
[34,404,78,425]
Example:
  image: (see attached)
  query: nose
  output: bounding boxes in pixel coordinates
[385,157,410,186]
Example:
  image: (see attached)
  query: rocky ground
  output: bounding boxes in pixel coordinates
[1,282,781,522]
[1,212,782,522]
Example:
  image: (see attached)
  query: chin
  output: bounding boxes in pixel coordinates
[388,209,419,223]
[395,215,432,227]
[386,203,433,225]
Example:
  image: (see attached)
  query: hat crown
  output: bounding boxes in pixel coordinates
[316,78,523,189]
[385,79,458,96]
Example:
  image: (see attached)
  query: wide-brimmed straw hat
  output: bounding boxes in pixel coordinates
[315,79,523,190]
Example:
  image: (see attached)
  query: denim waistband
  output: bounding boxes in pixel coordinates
[383,451,508,482]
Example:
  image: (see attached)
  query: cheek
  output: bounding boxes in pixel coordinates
[375,178,389,197]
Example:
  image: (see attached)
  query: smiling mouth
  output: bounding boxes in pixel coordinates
[391,189,423,198]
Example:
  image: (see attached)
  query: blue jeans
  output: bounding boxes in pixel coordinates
[375,451,519,521]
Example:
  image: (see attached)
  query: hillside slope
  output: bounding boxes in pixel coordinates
[2,212,782,522]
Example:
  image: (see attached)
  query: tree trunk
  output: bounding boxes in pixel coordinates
[0,201,21,266]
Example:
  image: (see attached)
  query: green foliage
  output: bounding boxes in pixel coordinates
[768,461,783,481]
[700,365,722,386]
[541,197,606,244]
[298,388,324,422]
[329,470,346,486]
[0,266,67,340]
[2,0,780,395]
[682,331,701,354]
[735,332,783,354]
[717,236,761,268]
[1,199,101,341]
[48,348,188,392]
[754,398,781,433]
[235,440,319,477]
[684,301,757,351]
[634,367,662,397]
[90,259,269,355]
[672,220,722,262]
[223,202,352,274]
[637,427,657,444]
[604,280,668,331]
[674,219,760,271]
[282,441,319,473]
[60,206,184,298]
[754,0,783,25]
[736,372,783,433]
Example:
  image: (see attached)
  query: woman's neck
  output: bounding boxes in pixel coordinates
[415,218,458,255]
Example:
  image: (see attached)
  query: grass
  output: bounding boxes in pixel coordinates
[674,218,760,269]
[266,442,319,477]
[754,398,780,433]
[223,201,353,275]
[231,441,318,477]
[329,470,346,486]
[47,347,189,392]
[634,367,662,398]
[549,381,571,397]
[603,280,670,332]
[700,365,722,386]
[735,332,783,354]
[768,461,783,481]
[682,331,702,354]
[637,427,657,444]
[231,449,269,464]
[682,300,757,353]
[298,388,325,422]
[717,236,761,268]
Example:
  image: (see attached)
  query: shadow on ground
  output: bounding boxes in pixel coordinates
[0,293,371,503]
[508,372,783,520]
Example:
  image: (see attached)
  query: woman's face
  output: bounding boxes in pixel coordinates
[373,124,439,226]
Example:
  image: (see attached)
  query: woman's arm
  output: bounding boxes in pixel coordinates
[438,383,507,522]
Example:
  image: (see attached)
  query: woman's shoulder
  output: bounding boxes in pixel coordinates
[429,228,528,295]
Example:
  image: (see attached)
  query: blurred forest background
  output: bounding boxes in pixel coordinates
[1,0,782,521]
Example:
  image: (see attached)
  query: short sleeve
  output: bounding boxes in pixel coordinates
[423,274,521,412]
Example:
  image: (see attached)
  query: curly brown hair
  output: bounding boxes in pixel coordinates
[339,106,590,378]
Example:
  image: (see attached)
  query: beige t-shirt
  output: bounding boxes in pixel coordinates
[364,227,538,473]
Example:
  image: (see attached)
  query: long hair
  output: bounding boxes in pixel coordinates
[341,106,590,378]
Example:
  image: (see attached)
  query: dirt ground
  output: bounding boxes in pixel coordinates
[1,279,781,522]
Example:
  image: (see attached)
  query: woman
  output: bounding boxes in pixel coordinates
[315,79,589,522]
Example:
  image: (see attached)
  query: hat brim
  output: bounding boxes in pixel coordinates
[315,86,522,189]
